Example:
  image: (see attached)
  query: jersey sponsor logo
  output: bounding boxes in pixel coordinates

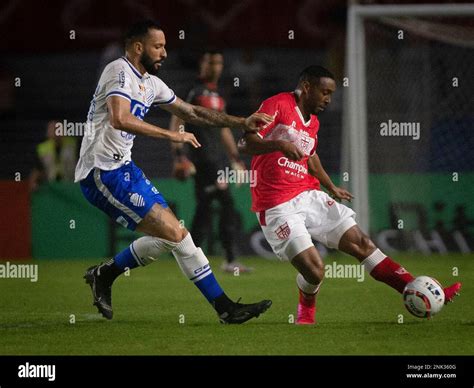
[277,157,308,175]
[130,99,150,120]
[118,70,125,88]
[327,200,335,206]
[130,193,145,207]
[275,222,291,240]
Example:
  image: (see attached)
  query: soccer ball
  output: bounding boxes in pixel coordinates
[403,276,445,318]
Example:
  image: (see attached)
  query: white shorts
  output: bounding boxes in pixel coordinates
[256,190,356,261]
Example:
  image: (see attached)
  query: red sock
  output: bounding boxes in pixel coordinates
[363,250,414,293]
[299,289,317,307]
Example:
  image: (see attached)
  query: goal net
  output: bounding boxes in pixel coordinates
[342,4,474,253]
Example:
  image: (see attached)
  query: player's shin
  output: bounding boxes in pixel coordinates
[101,236,174,284]
[171,233,234,314]
[361,248,415,293]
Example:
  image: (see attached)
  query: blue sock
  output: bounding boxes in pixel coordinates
[114,245,139,271]
[194,272,224,303]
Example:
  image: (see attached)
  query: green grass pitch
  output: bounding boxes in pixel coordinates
[0,253,472,355]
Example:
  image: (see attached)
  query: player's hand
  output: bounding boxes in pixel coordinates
[170,131,201,148]
[243,112,274,133]
[278,141,305,161]
[329,186,354,202]
[231,159,246,172]
[172,156,196,181]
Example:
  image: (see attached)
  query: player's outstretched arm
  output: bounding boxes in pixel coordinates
[168,114,187,156]
[107,96,200,148]
[160,97,273,133]
[308,153,353,201]
[238,133,304,161]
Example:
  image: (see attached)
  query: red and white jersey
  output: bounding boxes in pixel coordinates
[250,92,320,212]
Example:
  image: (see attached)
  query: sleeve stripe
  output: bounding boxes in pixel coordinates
[106,91,131,101]
[155,94,176,105]
[257,132,264,139]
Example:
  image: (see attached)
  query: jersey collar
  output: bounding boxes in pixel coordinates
[121,56,150,80]
[292,92,312,127]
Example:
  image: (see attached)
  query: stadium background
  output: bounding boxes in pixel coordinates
[0,0,473,361]
[1,0,472,260]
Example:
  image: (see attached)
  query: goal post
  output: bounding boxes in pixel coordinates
[342,3,474,235]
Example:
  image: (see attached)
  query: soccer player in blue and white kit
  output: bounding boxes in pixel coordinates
[76,20,273,323]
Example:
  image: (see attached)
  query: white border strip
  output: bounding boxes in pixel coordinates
[93,168,142,224]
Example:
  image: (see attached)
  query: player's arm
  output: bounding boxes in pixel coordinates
[221,127,243,164]
[308,153,354,201]
[238,133,304,161]
[168,114,186,156]
[160,97,273,133]
[107,96,200,148]
[168,114,196,180]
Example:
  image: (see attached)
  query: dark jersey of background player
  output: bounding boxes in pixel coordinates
[184,78,227,186]
[170,50,252,273]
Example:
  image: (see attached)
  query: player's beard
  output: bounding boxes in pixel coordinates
[140,52,162,75]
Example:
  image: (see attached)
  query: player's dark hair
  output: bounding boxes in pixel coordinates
[299,65,334,86]
[203,49,223,56]
[124,20,162,47]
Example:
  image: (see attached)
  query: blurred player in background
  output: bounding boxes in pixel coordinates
[76,20,273,323]
[239,65,462,324]
[29,120,77,191]
[169,50,252,273]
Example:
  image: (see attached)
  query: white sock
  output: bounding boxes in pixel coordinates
[131,236,178,266]
[360,248,386,273]
[171,234,211,282]
[296,273,321,295]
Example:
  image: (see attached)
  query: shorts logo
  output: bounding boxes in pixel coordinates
[130,193,145,207]
[116,216,129,227]
[275,222,291,240]
[327,200,335,206]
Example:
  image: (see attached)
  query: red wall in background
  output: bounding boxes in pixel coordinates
[0,181,31,259]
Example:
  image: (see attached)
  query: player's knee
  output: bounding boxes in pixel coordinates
[166,226,188,243]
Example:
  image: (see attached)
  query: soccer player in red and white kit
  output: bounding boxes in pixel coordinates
[239,66,462,324]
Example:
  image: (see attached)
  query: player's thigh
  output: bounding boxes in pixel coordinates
[136,203,187,242]
[259,211,313,261]
[305,190,356,249]
[80,163,171,232]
